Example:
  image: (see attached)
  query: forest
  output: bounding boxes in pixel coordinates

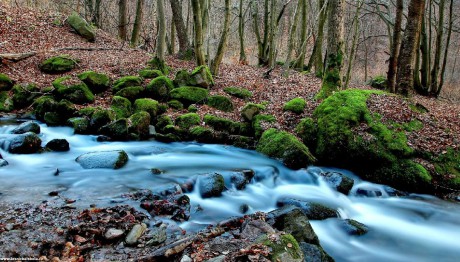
[0,0,459,261]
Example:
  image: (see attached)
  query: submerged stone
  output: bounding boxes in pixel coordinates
[198,173,225,198]
[11,121,40,135]
[45,139,70,152]
[76,150,129,169]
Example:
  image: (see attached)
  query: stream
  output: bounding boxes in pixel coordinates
[0,118,459,262]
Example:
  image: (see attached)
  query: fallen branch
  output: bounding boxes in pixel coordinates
[0,52,37,62]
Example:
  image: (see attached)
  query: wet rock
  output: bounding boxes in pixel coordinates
[45,139,70,152]
[146,224,167,246]
[105,228,125,240]
[67,117,90,134]
[299,242,334,262]
[276,198,338,220]
[151,183,183,199]
[321,171,354,195]
[257,233,304,262]
[180,255,193,262]
[100,119,129,141]
[125,223,147,245]
[199,173,225,198]
[76,150,129,169]
[141,194,191,222]
[339,219,368,236]
[241,219,275,241]
[11,121,40,134]
[7,132,42,154]
[354,184,407,197]
[230,169,255,190]
[0,158,8,167]
[205,255,226,262]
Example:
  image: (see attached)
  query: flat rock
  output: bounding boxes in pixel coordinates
[76,150,128,169]
[11,121,40,134]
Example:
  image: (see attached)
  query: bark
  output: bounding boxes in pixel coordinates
[294,0,307,69]
[156,0,166,60]
[170,0,189,54]
[282,0,302,76]
[170,22,176,54]
[191,0,206,65]
[93,0,101,27]
[238,0,248,64]
[130,0,144,46]
[344,0,363,89]
[387,0,403,93]
[118,0,127,41]
[438,0,454,97]
[419,13,429,93]
[306,0,326,75]
[430,0,445,95]
[211,0,231,75]
[251,0,264,65]
[396,0,425,96]
[267,0,276,68]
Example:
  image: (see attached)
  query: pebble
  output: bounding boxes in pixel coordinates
[125,223,147,245]
[105,228,125,240]
[180,255,192,262]
[146,224,167,246]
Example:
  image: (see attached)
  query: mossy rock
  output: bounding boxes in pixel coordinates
[67,12,95,42]
[228,135,255,149]
[190,126,214,143]
[206,95,234,112]
[295,117,318,150]
[42,100,76,126]
[173,70,192,87]
[258,233,303,262]
[253,114,276,139]
[78,71,110,93]
[113,76,143,94]
[257,128,316,169]
[33,96,58,120]
[0,91,14,112]
[241,103,265,122]
[7,132,42,154]
[52,77,95,104]
[283,97,306,114]
[115,86,145,102]
[190,65,214,88]
[223,87,252,99]
[433,148,460,190]
[12,84,40,109]
[40,55,77,74]
[139,69,164,79]
[111,96,132,119]
[155,115,174,133]
[188,104,198,113]
[147,57,169,75]
[175,113,200,129]
[90,108,115,131]
[198,173,225,198]
[204,114,252,136]
[67,117,90,134]
[368,75,387,90]
[168,99,184,110]
[76,150,129,169]
[146,76,174,102]
[100,119,129,140]
[0,73,14,91]
[170,86,209,106]
[78,106,97,117]
[134,98,161,120]
[128,111,151,139]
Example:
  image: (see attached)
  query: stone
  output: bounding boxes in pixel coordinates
[321,171,354,195]
[67,117,90,134]
[198,173,225,198]
[241,219,275,241]
[146,76,174,102]
[0,91,14,112]
[141,194,191,222]
[76,150,129,169]
[67,12,95,42]
[113,76,143,94]
[105,228,125,240]
[52,77,94,104]
[189,65,214,88]
[0,73,14,91]
[7,132,42,154]
[125,223,147,245]
[241,103,264,122]
[206,95,234,112]
[40,55,77,73]
[146,224,167,246]
[339,219,368,236]
[299,242,333,262]
[128,111,151,139]
[78,71,110,93]
[11,84,40,109]
[276,198,338,220]
[45,139,70,152]
[100,119,129,140]
[11,121,40,134]
[170,86,209,106]
[230,170,255,190]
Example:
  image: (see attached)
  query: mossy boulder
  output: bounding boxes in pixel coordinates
[206,95,234,112]
[146,76,174,102]
[258,233,303,262]
[134,98,161,120]
[147,57,169,75]
[190,65,214,88]
[7,132,42,154]
[45,139,70,152]
[128,111,151,139]
[256,128,316,169]
[188,104,198,113]
[115,86,145,102]
[167,99,184,110]
[175,113,200,129]
[253,114,276,139]
[67,12,95,42]
[283,97,306,114]
[295,117,318,150]
[76,150,129,169]
[111,96,132,119]
[0,91,14,112]
[204,114,252,136]
[155,115,173,133]
[368,75,387,90]
[113,76,143,94]
[173,70,192,87]
[33,96,57,120]
[12,84,40,109]
[52,77,95,104]
[170,86,209,106]
[190,126,214,143]
[67,117,90,134]
[223,86,252,99]
[139,69,164,79]
[433,148,460,190]
[0,73,14,91]
[90,108,115,131]
[241,103,265,122]
[198,173,225,198]
[40,55,77,73]
[42,100,76,126]
[78,71,110,93]
[11,121,40,134]
[100,118,129,140]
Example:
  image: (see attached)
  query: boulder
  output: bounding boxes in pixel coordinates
[67,117,90,134]
[45,139,70,152]
[134,98,161,120]
[189,65,214,88]
[146,76,174,102]
[173,69,191,87]
[11,84,40,109]
[128,111,151,139]
[203,114,251,136]
[283,97,306,114]
[275,198,338,220]
[33,96,58,121]
[223,86,252,99]
[0,73,14,91]
[67,12,95,42]
[7,132,42,154]
[167,99,184,110]
[253,114,276,139]
[190,126,214,143]
[0,91,13,112]
[175,113,200,129]
[90,108,115,131]
[42,100,77,126]
[169,86,209,106]
[338,219,368,236]
[299,242,334,262]
[76,150,129,169]
[113,76,143,94]
[77,71,110,93]
[241,219,276,241]
[198,173,225,198]
[100,119,129,140]
[40,55,77,73]
[320,171,354,195]
[230,169,255,190]
[139,69,163,79]
[147,57,169,75]
[206,95,234,112]
[241,103,265,122]
[111,96,132,119]
[257,233,304,262]
[115,86,145,102]
[11,121,40,134]
[52,77,94,104]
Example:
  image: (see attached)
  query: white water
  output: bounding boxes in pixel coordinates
[1,118,460,262]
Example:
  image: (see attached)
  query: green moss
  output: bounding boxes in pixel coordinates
[115,151,129,169]
[188,104,198,113]
[33,96,57,120]
[52,77,95,104]
[113,76,143,94]
[0,91,14,112]
[434,148,460,190]
[204,114,251,136]
[170,86,209,105]
[374,160,432,192]
[223,86,252,99]
[67,117,90,134]
[316,52,343,99]
[295,117,317,150]
[190,126,214,142]
[190,65,214,88]
[90,108,115,131]
[206,95,234,112]
[168,99,184,110]
[260,234,302,261]
[115,86,145,102]
[403,119,424,132]
[78,107,96,117]
[0,73,14,91]
[40,55,77,73]
[176,113,200,129]
[139,69,164,79]
[42,99,76,126]
[147,57,169,74]
[409,103,429,113]
[155,115,174,133]
[368,75,387,90]
[67,12,95,42]
[100,118,129,140]
[253,114,276,138]
[241,103,265,121]
[12,84,40,109]
[128,111,151,139]
[134,98,160,119]
[111,96,132,119]
[78,71,110,93]
[173,70,192,87]
[283,97,306,114]
[146,76,174,102]
[256,128,316,169]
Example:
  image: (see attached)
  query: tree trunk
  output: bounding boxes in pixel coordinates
[156,0,166,60]
[438,0,454,97]
[211,0,231,75]
[238,0,248,64]
[419,13,429,93]
[267,0,276,68]
[430,0,445,95]
[93,0,101,27]
[251,0,264,65]
[294,0,307,69]
[306,0,326,76]
[344,0,363,89]
[170,0,189,55]
[201,0,210,62]
[387,0,403,93]
[396,0,425,96]
[85,0,94,22]
[118,0,127,41]
[317,0,345,99]
[282,0,302,76]
[131,0,144,47]
[191,0,206,65]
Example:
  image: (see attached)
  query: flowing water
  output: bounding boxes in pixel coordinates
[1,118,459,262]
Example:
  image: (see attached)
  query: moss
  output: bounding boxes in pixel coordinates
[147,57,169,74]
[190,126,214,143]
[139,69,164,79]
[190,65,214,88]
[52,77,95,104]
[115,86,145,102]
[100,119,129,140]
[40,55,77,73]
[33,96,57,120]
[0,91,14,112]
[115,151,129,169]
[111,96,132,119]
[223,86,252,99]
[173,70,192,87]
[206,95,234,112]
[204,114,251,136]
[283,97,306,114]
[78,107,96,117]
[67,12,95,42]
[155,115,174,133]
[409,103,429,113]
[434,148,460,190]
[146,76,174,102]
[67,117,90,134]
[170,86,209,105]
[256,128,316,169]
[128,111,151,139]
[134,98,160,119]
[241,103,265,121]
[12,84,40,109]
[316,52,343,99]
[113,76,143,94]
[295,117,318,150]
[78,71,110,93]
[0,73,14,91]
[176,113,200,129]
[374,160,432,192]
[368,75,387,90]
[168,99,184,110]
[90,108,115,131]
[253,114,276,139]
[188,104,198,113]
[42,100,76,126]
[228,135,255,149]
[403,119,424,132]
[260,234,302,261]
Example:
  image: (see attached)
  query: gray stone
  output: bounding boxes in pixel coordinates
[321,171,354,195]
[125,223,147,245]
[7,132,42,154]
[276,198,338,220]
[241,219,275,241]
[45,139,70,152]
[11,121,40,134]
[198,173,225,198]
[105,228,125,240]
[339,219,368,236]
[67,12,95,42]
[76,150,128,169]
[146,224,167,246]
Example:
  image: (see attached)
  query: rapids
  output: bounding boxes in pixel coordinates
[0,118,459,262]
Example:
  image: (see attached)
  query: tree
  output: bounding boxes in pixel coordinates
[238,0,248,64]
[387,0,403,93]
[170,0,190,55]
[306,0,327,76]
[283,0,302,76]
[293,0,307,69]
[156,0,166,60]
[118,0,127,41]
[210,0,232,75]
[191,0,206,65]
[131,0,144,46]
[396,0,425,96]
